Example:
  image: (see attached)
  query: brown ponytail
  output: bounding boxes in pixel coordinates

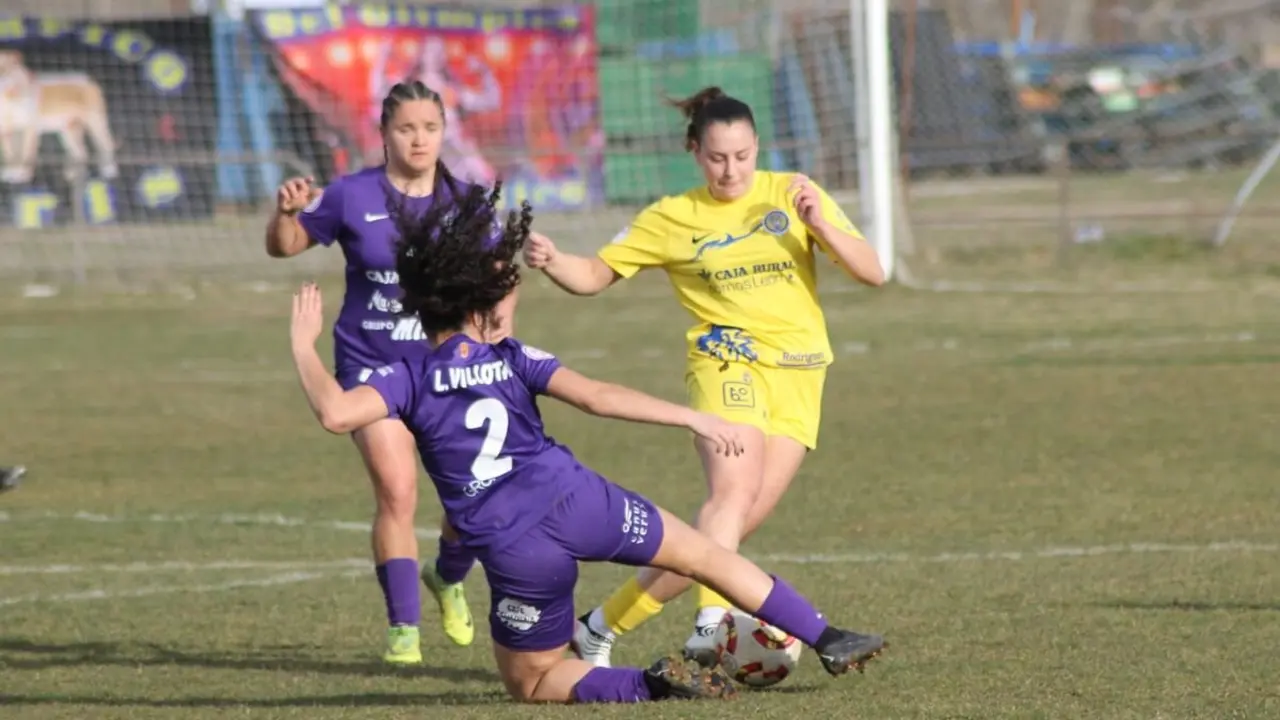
[666,86,755,152]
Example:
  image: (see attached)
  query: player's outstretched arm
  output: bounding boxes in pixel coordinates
[522,231,620,296]
[790,174,885,287]
[266,177,320,258]
[289,283,391,434]
[544,367,744,457]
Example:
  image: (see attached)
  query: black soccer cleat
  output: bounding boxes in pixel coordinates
[815,629,888,676]
[643,655,738,701]
[0,466,24,494]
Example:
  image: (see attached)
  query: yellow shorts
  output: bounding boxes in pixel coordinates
[685,356,827,450]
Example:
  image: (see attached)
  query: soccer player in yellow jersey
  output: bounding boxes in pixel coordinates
[522,86,886,668]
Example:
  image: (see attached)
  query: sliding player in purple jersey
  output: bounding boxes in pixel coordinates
[285,182,888,704]
[265,80,479,664]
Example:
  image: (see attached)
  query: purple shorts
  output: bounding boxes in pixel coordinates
[477,473,665,652]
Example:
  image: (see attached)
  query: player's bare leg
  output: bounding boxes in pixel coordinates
[645,506,887,677]
[493,643,735,704]
[682,435,808,661]
[573,429,766,668]
[354,419,427,665]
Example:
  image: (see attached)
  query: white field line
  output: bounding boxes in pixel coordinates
[3,539,1278,584]
[4,539,1277,607]
[5,509,1278,573]
[0,510,443,540]
[0,558,371,576]
[0,568,368,607]
[0,331,1262,382]
[760,540,1280,566]
[10,535,1280,607]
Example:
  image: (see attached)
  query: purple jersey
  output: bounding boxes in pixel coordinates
[297,166,477,373]
[366,335,591,548]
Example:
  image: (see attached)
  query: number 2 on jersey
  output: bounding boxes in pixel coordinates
[465,398,513,482]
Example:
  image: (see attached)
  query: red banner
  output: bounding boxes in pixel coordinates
[253,4,602,210]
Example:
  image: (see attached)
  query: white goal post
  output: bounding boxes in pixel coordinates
[850,0,897,283]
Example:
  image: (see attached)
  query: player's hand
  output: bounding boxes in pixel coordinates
[523,231,558,269]
[277,176,315,216]
[788,174,825,230]
[689,412,747,457]
[291,282,324,349]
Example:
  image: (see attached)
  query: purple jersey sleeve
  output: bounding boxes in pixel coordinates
[363,361,416,420]
[504,340,562,394]
[296,178,346,247]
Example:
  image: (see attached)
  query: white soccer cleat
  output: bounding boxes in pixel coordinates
[570,612,615,668]
[681,621,721,669]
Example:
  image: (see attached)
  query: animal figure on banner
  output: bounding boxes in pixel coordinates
[0,50,118,185]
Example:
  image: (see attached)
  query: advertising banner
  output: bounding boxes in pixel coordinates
[0,17,217,229]
[252,4,602,211]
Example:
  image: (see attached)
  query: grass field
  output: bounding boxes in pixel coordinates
[3,261,1280,719]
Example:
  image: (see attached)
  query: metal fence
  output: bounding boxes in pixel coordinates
[2,0,1279,291]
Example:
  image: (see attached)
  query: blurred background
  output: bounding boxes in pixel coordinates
[5,6,1280,715]
[3,0,1280,290]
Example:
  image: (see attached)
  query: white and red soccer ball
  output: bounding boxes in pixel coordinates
[713,609,803,688]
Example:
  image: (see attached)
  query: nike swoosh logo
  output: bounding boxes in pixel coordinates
[691,234,710,244]
[365,213,389,222]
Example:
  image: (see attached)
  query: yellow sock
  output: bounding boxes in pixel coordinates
[601,577,665,635]
[696,584,732,612]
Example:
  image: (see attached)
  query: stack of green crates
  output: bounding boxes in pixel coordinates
[599,55,777,205]
[591,0,700,53]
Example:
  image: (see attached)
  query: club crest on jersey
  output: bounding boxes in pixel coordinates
[763,209,790,236]
[458,342,470,359]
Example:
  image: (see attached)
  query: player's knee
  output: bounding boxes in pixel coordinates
[497,656,556,703]
[660,527,723,579]
[371,473,417,519]
[504,678,541,703]
[701,482,757,523]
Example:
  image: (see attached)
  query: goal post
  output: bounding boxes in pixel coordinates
[851,0,898,283]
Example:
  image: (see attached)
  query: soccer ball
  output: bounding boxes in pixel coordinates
[713,609,803,688]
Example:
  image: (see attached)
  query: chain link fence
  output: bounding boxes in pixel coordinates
[2,0,1279,291]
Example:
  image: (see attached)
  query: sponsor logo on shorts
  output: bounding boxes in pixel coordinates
[622,497,651,545]
[496,597,541,632]
[778,351,827,367]
[722,381,755,408]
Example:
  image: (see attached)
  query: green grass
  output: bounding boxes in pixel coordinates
[3,270,1280,718]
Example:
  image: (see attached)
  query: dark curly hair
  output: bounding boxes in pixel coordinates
[391,180,533,336]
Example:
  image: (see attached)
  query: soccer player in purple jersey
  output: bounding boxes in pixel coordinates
[264,80,480,664]
[285,182,888,704]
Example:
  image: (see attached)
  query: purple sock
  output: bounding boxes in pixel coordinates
[435,537,476,585]
[572,667,652,704]
[753,575,828,647]
[374,558,421,627]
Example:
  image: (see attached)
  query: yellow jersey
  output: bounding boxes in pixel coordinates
[597,171,861,370]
